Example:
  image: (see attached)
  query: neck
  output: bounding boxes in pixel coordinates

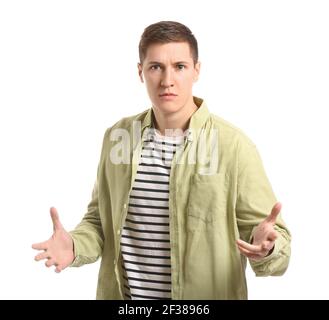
[152,96,198,136]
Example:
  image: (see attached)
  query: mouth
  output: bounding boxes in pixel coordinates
[159,93,177,101]
[159,93,178,97]
[159,92,178,101]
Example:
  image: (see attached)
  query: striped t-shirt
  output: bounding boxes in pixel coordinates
[120,128,185,300]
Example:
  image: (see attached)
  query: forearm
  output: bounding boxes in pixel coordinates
[69,199,104,267]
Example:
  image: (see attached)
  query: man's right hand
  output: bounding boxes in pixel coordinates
[32,207,75,273]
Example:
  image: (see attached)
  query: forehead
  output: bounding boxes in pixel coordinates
[144,42,193,63]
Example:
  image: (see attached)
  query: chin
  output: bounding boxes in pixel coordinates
[154,101,181,114]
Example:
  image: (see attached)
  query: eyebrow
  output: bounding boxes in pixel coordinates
[147,61,190,66]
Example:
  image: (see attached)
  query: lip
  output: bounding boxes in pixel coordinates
[159,93,178,101]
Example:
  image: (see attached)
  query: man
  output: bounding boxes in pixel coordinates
[32,21,291,300]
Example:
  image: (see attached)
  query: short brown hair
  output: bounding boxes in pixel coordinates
[138,21,198,66]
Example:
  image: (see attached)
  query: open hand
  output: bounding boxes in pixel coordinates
[236,202,281,261]
[32,207,74,273]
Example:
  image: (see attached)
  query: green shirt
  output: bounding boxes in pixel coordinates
[69,96,291,299]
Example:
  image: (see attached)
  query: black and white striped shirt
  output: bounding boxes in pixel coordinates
[120,128,185,300]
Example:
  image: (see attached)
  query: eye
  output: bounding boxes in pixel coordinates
[177,64,186,70]
[150,65,161,70]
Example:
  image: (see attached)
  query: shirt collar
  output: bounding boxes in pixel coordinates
[141,96,210,143]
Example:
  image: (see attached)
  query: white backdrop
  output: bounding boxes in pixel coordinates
[0,0,328,299]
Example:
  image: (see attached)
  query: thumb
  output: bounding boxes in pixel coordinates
[266,202,282,225]
[50,207,64,231]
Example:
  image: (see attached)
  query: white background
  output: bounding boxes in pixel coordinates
[0,0,328,299]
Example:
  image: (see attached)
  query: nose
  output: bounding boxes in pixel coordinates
[161,69,174,88]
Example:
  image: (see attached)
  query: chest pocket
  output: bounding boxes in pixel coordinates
[186,173,228,230]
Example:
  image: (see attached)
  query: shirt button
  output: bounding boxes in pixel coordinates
[123,203,127,209]
[113,259,116,265]
[117,229,121,235]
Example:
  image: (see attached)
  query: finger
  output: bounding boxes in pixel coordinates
[236,239,262,253]
[45,259,56,268]
[267,230,278,241]
[50,207,63,231]
[237,245,262,260]
[266,202,282,225]
[32,241,48,251]
[34,251,51,261]
[55,265,62,273]
[237,242,267,257]
[261,240,275,252]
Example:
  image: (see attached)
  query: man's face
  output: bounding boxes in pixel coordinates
[138,42,200,115]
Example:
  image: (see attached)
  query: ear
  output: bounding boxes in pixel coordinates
[193,61,201,82]
[137,63,144,83]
